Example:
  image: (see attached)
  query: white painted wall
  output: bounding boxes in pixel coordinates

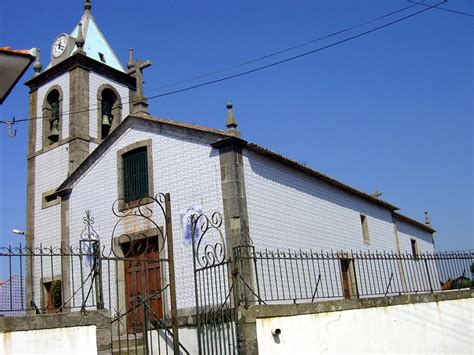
[68,121,224,310]
[0,325,97,354]
[256,297,473,354]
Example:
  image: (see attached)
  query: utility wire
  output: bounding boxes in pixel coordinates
[132,0,448,101]
[408,0,474,17]
[55,1,426,119]
[3,0,445,126]
[149,2,422,92]
[4,1,421,125]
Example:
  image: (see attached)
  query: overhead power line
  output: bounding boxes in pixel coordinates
[408,0,474,17]
[134,0,449,101]
[7,1,422,125]
[3,0,446,127]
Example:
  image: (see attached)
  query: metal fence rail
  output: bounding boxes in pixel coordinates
[0,193,184,355]
[233,247,474,305]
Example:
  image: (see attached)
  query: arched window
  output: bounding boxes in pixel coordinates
[43,88,62,146]
[98,86,122,139]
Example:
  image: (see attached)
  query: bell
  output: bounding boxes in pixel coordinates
[48,126,59,142]
[102,113,113,127]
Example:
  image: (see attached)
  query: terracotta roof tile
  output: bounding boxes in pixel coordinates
[0,47,35,57]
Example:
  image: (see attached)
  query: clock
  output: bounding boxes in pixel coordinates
[52,34,68,58]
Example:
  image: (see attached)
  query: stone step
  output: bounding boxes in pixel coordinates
[112,333,144,350]
[112,345,144,355]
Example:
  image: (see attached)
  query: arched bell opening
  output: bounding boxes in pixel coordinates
[42,87,63,147]
[97,85,122,140]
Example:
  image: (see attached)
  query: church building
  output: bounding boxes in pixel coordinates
[22,0,436,346]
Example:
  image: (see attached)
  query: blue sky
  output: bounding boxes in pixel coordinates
[0,0,472,254]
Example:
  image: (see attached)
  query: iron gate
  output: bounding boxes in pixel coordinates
[191,212,238,355]
[55,193,185,354]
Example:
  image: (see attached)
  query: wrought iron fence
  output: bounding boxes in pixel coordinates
[0,193,185,355]
[233,247,474,305]
[0,243,183,353]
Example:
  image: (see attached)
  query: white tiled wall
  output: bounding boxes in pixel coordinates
[68,121,224,310]
[243,150,398,253]
[32,144,70,307]
[34,144,69,247]
[397,220,435,254]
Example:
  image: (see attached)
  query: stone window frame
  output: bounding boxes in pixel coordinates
[42,85,64,149]
[96,84,122,140]
[411,238,419,260]
[116,139,154,211]
[41,187,60,209]
[360,214,370,245]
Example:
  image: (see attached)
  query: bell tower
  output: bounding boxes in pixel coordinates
[23,0,143,305]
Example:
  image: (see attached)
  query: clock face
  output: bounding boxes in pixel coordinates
[52,34,68,58]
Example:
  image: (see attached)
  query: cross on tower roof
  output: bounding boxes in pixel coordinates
[127,51,152,114]
[84,0,92,12]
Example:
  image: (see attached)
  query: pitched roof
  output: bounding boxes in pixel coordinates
[55,113,232,194]
[55,112,432,233]
[394,212,435,233]
[44,7,124,72]
[246,143,399,211]
[0,47,35,104]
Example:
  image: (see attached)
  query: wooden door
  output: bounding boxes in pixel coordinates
[123,238,163,333]
[340,259,351,299]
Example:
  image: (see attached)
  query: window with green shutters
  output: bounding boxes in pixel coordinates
[122,147,148,202]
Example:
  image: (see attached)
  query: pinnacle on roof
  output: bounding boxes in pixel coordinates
[225,103,240,137]
[45,0,125,72]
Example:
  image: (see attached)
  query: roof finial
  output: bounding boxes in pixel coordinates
[132,60,149,114]
[225,102,240,137]
[371,190,383,199]
[127,48,135,70]
[424,211,432,226]
[33,48,42,76]
[75,23,85,52]
[84,0,92,12]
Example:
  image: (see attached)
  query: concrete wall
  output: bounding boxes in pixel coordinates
[253,292,472,354]
[0,326,97,354]
[0,310,111,354]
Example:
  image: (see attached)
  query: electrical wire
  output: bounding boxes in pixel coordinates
[408,0,474,17]
[3,0,446,126]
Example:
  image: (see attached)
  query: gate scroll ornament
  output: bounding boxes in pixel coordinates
[108,193,180,354]
[191,212,238,355]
